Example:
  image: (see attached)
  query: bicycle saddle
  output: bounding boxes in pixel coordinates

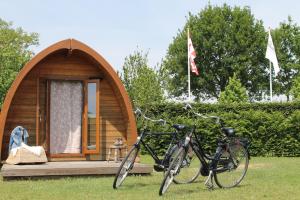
[222,127,235,137]
[172,124,186,131]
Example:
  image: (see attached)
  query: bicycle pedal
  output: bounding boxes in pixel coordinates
[206,184,214,190]
[206,182,215,190]
[205,180,214,189]
[153,164,165,172]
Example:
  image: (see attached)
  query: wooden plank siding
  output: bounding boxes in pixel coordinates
[97,79,127,160]
[2,74,38,159]
[1,50,129,161]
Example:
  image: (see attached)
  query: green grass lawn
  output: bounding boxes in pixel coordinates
[0,157,299,200]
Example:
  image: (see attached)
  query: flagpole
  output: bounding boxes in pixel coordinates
[187,28,191,101]
[269,61,273,102]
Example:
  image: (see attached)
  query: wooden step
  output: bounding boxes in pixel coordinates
[0,161,153,178]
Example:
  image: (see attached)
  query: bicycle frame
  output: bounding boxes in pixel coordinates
[134,129,181,167]
[179,127,211,176]
[179,127,235,177]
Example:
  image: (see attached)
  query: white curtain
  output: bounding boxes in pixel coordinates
[50,81,83,154]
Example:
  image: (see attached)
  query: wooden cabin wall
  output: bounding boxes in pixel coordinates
[37,51,101,78]
[2,50,128,161]
[89,79,127,160]
[1,70,38,160]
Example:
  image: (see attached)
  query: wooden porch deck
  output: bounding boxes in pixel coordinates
[0,161,153,179]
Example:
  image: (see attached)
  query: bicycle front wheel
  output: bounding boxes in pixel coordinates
[213,143,249,188]
[159,147,185,196]
[113,145,139,189]
[173,144,201,184]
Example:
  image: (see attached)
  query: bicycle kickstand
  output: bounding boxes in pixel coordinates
[204,170,214,190]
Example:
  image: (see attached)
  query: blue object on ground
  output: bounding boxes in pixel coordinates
[8,126,29,152]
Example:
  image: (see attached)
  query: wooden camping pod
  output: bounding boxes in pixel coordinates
[0,39,137,161]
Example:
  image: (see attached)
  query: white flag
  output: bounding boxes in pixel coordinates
[266,29,280,76]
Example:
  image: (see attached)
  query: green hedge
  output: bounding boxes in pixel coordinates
[137,102,300,157]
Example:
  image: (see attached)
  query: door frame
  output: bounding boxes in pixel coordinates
[82,79,100,154]
[36,78,101,159]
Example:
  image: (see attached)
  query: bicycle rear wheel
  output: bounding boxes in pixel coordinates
[159,147,185,196]
[173,144,201,184]
[113,146,139,189]
[213,143,249,188]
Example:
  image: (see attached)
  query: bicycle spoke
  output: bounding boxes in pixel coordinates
[159,147,185,196]
[213,144,249,188]
[113,146,138,189]
[173,145,201,184]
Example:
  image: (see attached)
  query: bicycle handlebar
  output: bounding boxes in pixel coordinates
[183,103,192,110]
[184,103,224,126]
[134,108,143,116]
[134,108,168,126]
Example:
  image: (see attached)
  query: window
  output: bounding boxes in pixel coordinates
[83,80,100,154]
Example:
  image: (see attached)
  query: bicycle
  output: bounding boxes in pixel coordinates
[113,108,202,189]
[159,104,250,195]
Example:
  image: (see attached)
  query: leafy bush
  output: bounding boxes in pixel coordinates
[219,74,248,103]
[137,102,300,156]
[291,75,300,101]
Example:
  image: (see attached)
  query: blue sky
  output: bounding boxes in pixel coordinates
[1,0,300,72]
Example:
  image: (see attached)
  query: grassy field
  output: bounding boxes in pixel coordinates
[0,157,300,200]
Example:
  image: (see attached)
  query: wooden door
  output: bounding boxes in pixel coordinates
[49,80,83,154]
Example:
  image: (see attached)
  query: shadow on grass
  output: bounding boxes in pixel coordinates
[120,177,205,190]
[2,174,116,182]
[121,178,205,190]
[119,180,162,189]
[176,179,203,184]
[120,183,156,189]
[4,172,153,181]
[161,182,251,197]
[230,183,251,188]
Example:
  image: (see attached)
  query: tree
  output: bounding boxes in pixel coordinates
[291,75,300,101]
[161,4,268,101]
[0,18,39,108]
[272,17,300,101]
[120,50,164,107]
[219,74,248,103]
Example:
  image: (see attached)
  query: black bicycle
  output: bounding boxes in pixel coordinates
[113,108,201,189]
[159,104,250,195]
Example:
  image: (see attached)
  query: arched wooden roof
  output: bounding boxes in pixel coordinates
[0,39,137,160]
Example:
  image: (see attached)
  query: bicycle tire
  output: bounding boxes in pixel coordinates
[113,145,139,189]
[173,143,201,184]
[213,143,249,188]
[159,147,185,196]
